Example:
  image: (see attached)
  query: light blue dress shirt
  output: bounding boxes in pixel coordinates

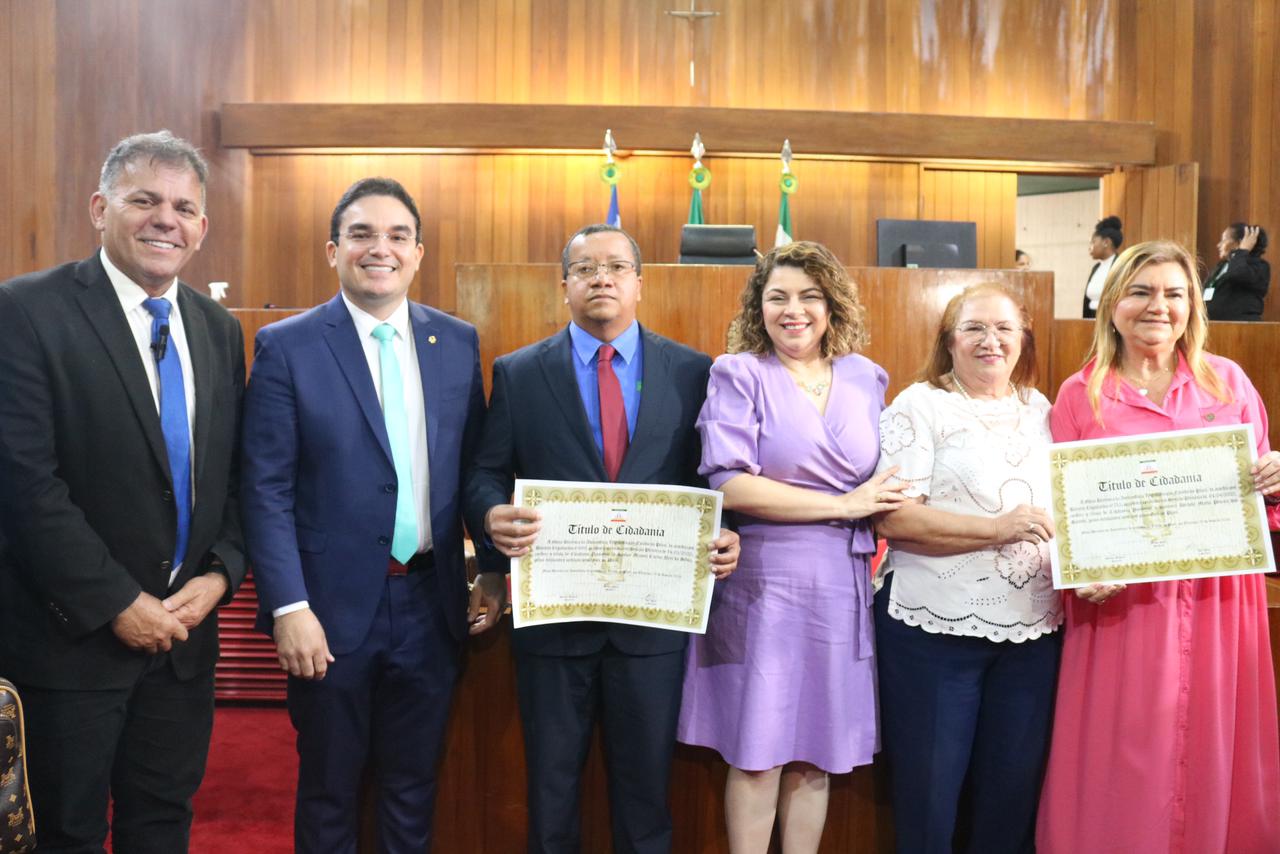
[567,320,643,460]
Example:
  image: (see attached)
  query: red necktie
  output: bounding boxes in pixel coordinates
[597,344,629,481]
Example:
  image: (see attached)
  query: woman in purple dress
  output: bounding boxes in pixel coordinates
[678,241,907,852]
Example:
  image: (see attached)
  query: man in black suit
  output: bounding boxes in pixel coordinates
[0,131,246,853]
[466,224,739,853]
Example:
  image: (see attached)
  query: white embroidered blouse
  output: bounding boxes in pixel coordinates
[874,382,1062,642]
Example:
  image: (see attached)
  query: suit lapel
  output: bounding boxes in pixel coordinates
[539,330,607,480]
[72,257,170,476]
[321,296,393,464]
[177,285,214,488]
[409,303,440,473]
[622,329,673,481]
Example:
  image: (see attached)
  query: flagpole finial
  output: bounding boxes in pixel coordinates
[691,132,705,166]
[780,139,793,173]
[604,129,617,163]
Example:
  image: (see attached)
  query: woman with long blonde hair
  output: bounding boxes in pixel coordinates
[1037,240,1280,853]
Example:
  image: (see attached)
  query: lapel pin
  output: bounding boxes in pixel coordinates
[428,335,437,344]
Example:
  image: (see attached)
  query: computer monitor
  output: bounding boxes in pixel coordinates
[875,219,978,268]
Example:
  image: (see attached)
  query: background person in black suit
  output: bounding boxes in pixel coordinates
[1083,215,1123,318]
[466,224,740,854]
[0,131,245,853]
[1204,222,1270,321]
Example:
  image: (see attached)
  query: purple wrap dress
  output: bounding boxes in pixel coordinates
[677,351,885,773]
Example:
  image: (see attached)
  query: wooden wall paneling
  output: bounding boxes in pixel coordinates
[1,7,13,279]
[1100,163,1198,253]
[3,3,57,277]
[243,1,1126,119]
[1170,0,1196,164]
[244,153,924,313]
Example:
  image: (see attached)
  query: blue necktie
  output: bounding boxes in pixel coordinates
[371,323,419,563]
[142,297,191,568]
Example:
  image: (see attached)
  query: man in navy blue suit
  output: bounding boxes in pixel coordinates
[241,177,504,853]
[466,224,739,853]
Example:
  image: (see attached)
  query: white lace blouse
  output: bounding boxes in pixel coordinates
[874,382,1062,642]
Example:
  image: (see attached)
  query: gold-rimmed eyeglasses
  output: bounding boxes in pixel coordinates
[955,322,1022,341]
[566,260,637,279]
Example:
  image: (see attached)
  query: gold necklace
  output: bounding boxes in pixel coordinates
[1117,365,1171,396]
[788,362,831,396]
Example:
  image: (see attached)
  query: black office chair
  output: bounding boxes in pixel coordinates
[678,224,759,265]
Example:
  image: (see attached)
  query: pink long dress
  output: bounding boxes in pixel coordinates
[1036,353,1280,854]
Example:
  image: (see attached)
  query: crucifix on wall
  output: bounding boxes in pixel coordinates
[666,0,720,87]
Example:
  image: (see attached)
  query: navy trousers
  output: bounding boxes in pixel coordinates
[514,643,685,854]
[874,575,1061,854]
[287,569,460,854]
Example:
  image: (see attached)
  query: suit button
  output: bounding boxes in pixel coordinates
[162,489,174,502]
[378,536,390,546]
[383,483,396,493]
[160,560,173,573]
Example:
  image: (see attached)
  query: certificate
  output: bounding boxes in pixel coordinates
[510,479,723,633]
[1048,424,1275,588]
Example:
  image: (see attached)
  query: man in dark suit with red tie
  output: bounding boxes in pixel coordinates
[0,131,246,853]
[466,224,740,853]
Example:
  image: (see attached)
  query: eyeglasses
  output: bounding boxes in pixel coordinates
[566,260,637,279]
[341,230,418,248]
[954,322,1022,341]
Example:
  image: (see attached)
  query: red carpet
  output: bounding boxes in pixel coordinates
[191,705,296,853]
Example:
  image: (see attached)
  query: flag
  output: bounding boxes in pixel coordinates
[606,184,621,228]
[775,190,792,247]
[688,189,704,225]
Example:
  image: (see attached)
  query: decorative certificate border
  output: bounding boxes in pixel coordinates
[1049,424,1274,587]
[512,479,723,632]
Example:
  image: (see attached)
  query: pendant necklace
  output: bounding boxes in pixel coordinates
[1119,366,1170,396]
[790,362,831,397]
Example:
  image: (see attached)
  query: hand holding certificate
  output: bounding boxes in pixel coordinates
[509,479,725,633]
[1048,424,1276,588]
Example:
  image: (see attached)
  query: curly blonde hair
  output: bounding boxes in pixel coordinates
[727,241,869,357]
[1083,239,1228,422]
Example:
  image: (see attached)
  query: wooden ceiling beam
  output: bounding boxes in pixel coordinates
[220,103,1155,167]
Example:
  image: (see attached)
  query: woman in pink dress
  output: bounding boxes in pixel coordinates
[1037,240,1280,853]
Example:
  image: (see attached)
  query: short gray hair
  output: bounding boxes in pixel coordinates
[98,130,209,207]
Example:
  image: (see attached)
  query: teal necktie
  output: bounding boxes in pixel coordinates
[371,323,419,563]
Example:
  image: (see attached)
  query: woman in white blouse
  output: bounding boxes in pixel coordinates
[872,283,1061,854]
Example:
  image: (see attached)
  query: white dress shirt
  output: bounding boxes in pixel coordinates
[274,295,433,619]
[101,248,196,584]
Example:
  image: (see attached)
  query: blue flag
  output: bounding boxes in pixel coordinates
[606,184,621,228]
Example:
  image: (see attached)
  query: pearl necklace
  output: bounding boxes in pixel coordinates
[949,372,1014,401]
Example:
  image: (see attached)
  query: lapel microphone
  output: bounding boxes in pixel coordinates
[152,324,171,361]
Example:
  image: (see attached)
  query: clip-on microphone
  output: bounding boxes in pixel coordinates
[151,323,171,361]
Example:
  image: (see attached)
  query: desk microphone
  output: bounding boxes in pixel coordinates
[152,324,170,361]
